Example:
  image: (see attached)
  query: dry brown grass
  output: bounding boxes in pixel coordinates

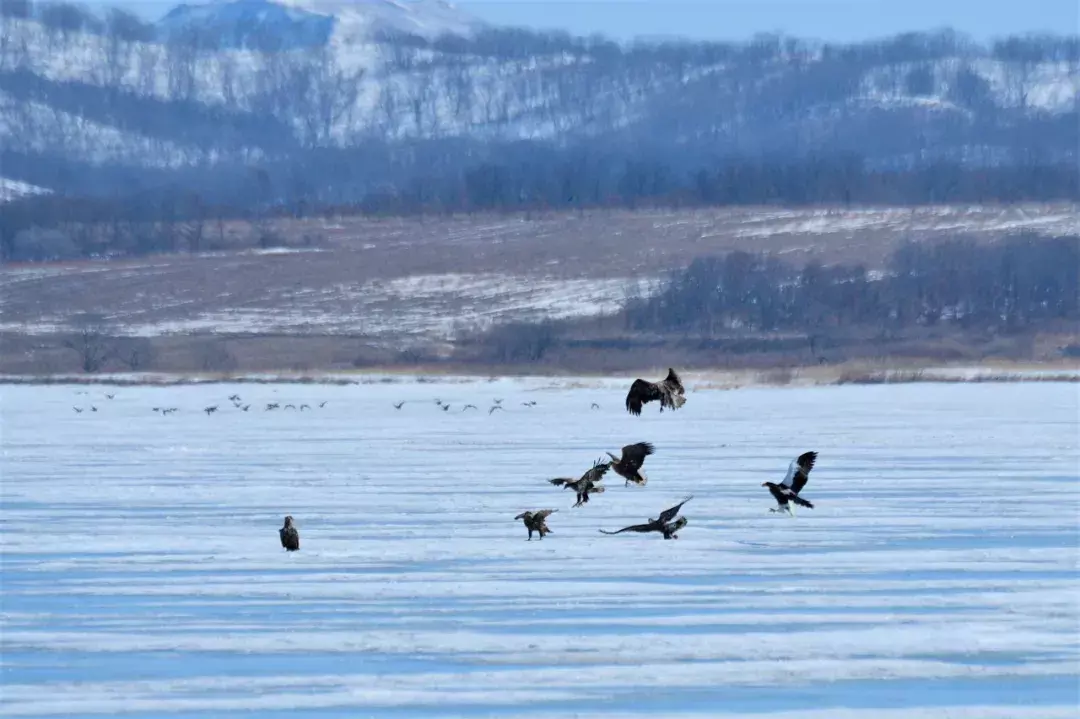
[3,326,1077,385]
[3,203,1077,345]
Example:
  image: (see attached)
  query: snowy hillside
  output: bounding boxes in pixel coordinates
[158,0,485,49]
[0,0,1076,199]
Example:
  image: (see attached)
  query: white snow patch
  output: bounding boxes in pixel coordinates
[113,272,651,340]
[0,177,51,203]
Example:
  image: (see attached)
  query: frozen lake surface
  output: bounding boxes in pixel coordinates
[1,379,1078,718]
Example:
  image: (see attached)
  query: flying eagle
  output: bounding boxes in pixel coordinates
[599,496,694,539]
[514,509,558,541]
[763,451,818,516]
[279,515,300,551]
[625,368,686,416]
[549,459,611,507]
[606,442,655,486]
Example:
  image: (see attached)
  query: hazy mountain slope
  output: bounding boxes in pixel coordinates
[0,0,1076,201]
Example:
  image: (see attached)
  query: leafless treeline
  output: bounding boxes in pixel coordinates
[2,0,1076,154]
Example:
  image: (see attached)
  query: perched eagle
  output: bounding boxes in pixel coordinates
[606,442,655,486]
[549,458,610,507]
[625,368,686,416]
[763,451,818,516]
[279,515,300,551]
[514,509,558,540]
[599,496,694,540]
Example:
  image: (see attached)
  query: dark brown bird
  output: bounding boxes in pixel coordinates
[763,451,818,516]
[279,515,300,551]
[625,368,686,416]
[514,509,557,541]
[606,442,655,486]
[549,459,611,507]
[599,496,693,539]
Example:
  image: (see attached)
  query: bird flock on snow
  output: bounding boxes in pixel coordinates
[275,368,819,551]
[66,370,818,553]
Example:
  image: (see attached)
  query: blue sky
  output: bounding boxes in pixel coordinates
[86,0,1080,43]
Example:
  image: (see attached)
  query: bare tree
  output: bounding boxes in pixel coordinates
[136,43,160,96]
[375,82,400,138]
[102,8,147,87]
[407,70,440,135]
[301,47,364,146]
[196,339,238,372]
[114,337,158,371]
[0,0,32,71]
[218,51,238,106]
[62,313,114,373]
[165,28,202,100]
[444,59,474,123]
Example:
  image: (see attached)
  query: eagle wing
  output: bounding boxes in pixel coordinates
[579,461,611,484]
[548,478,576,487]
[662,368,685,395]
[532,509,558,521]
[789,451,818,494]
[599,522,658,535]
[657,495,693,525]
[625,378,662,415]
[620,442,655,472]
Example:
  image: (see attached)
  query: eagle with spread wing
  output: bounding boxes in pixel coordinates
[763,451,818,516]
[549,458,611,507]
[514,509,558,540]
[606,442,655,486]
[625,368,686,416]
[599,496,694,540]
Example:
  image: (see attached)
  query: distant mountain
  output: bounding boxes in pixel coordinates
[158,0,337,49]
[0,0,1076,205]
[157,0,485,49]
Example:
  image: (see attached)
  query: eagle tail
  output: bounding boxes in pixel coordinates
[791,495,814,509]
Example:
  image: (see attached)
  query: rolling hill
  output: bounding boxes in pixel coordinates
[0,0,1076,204]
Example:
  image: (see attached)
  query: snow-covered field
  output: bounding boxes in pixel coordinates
[1,379,1078,718]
